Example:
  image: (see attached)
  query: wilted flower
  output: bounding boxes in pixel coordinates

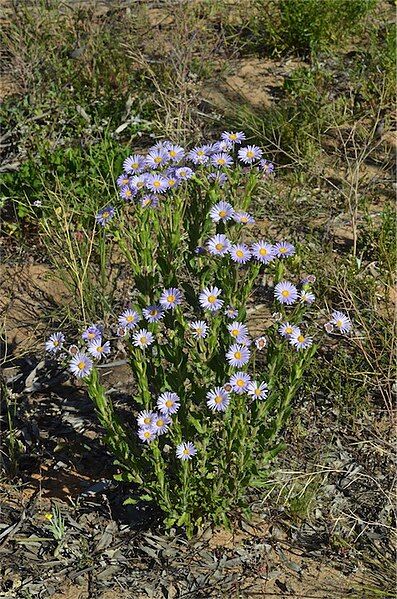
[238,145,263,164]
[95,206,115,226]
[189,320,208,339]
[330,311,352,334]
[289,330,313,351]
[143,304,165,323]
[229,372,251,394]
[209,201,234,223]
[229,243,251,264]
[226,343,251,367]
[199,286,223,312]
[274,281,298,305]
[247,381,268,399]
[251,241,276,264]
[45,332,65,353]
[68,344,79,355]
[69,352,93,378]
[160,288,184,310]
[132,329,155,348]
[207,234,231,256]
[274,241,295,258]
[206,387,230,412]
[324,322,334,333]
[87,339,111,359]
[176,441,197,460]
[118,309,140,329]
[157,392,181,415]
[301,274,316,285]
[255,336,267,350]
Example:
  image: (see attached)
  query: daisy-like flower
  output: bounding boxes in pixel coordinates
[167,144,185,162]
[188,146,209,165]
[130,174,147,190]
[227,321,249,342]
[274,281,298,305]
[146,173,168,194]
[206,387,230,412]
[229,243,252,264]
[166,175,179,190]
[274,241,295,258]
[137,410,156,427]
[251,241,276,264]
[300,290,315,304]
[278,322,300,338]
[224,305,238,319]
[118,309,140,329]
[330,311,352,334]
[87,339,111,360]
[159,287,184,310]
[145,148,169,169]
[221,131,246,144]
[157,392,181,415]
[199,286,223,312]
[207,171,228,186]
[138,426,156,444]
[247,381,268,400]
[289,330,313,351]
[123,154,146,174]
[226,343,251,367]
[211,152,234,169]
[207,234,231,256]
[189,320,208,339]
[176,441,197,460]
[143,304,164,323]
[95,206,115,226]
[209,201,234,223]
[175,166,194,180]
[117,173,130,188]
[141,194,159,208]
[255,336,267,350]
[258,159,275,175]
[229,372,251,394]
[152,413,172,435]
[45,332,65,353]
[119,185,135,202]
[212,139,232,152]
[233,211,255,225]
[132,328,154,349]
[238,145,263,164]
[69,352,93,378]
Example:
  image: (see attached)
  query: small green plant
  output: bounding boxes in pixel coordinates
[45,505,66,542]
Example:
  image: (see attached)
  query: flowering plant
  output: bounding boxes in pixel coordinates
[46,133,352,535]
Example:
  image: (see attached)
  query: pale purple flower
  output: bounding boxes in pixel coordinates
[251,241,276,264]
[165,175,179,190]
[209,201,234,223]
[224,305,238,319]
[141,194,159,208]
[123,154,146,174]
[189,320,208,339]
[130,174,147,190]
[118,309,140,329]
[233,211,255,225]
[45,332,65,353]
[157,392,180,415]
[146,173,168,193]
[211,152,233,169]
[199,286,223,312]
[212,140,232,152]
[289,330,313,351]
[159,287,184,310]
[87,339,111,360]
[206,387,230,412]
[175,166,194,180]
[238,145,263,164]
[247,381,268,400]
[145,148,169,169]
[188,146,209,165]
[138,426,156,444]
[117,173,131,188]
[300,290,315,304]
[95,206,115,226]
[278,322,300,338]
[176,441,197,460]
[330,311,352,334]
[229,372,251,394]
[221,131,246,144]
[119,185,135,201]
[258,159,275,175]
[69,352,93,378]
[226,343,251,367]
[274,241,295,258]
[255,336,267,350]
[274,281,298,305]
[301,274,317,285]
[143,304,164,323]
[207,171,228,185]
[152,413,172,435]
[207,234,231,256]
[167,144,185,162]
[137,410,156,427]
[227,321,249,342]
[132,328,155,349]
[229,243,252,264]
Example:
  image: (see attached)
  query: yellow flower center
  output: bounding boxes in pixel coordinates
[259,248,268,256]
[279,247,287,253]
[102,211,110,218]
[255,388,261,395]
[122,178,129,184]
[167,294,175,303]
[297,335,305,343]
[97,346,103,352]
[150,309,158,316]
[214,395,223,404]
[125,190,131,197]
[208,295,216,303]
[217,158,226,165]
[236,379,245,387]
[153,180,161,187]
[219,210,227,218]
[215,243,224,251]
[236,249,244,258]
[165,400,173,408]
[154,156,162,163]
[246,151,254,158]
[281,290,290,297]
[195,328,203,335]
[53,340,59,346]
[183,448,190,454]
[168,179,176,186]
[126,315,135,322]
[286,327,292,334]
[240,217,248,223]
[143,417,151,424]
[137,182,144,188]
[144,431,151,438]
[197,150,205,156]
[231,329,239,337]
[229,133,237,140]
[336,320,342,327]
[140,336,147,345]
[234,351,242,360]
[132,163,139,169]
[179,171,186,177]
[156,419,164,427]
[169,150,176,157]
[77,361,86,370]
